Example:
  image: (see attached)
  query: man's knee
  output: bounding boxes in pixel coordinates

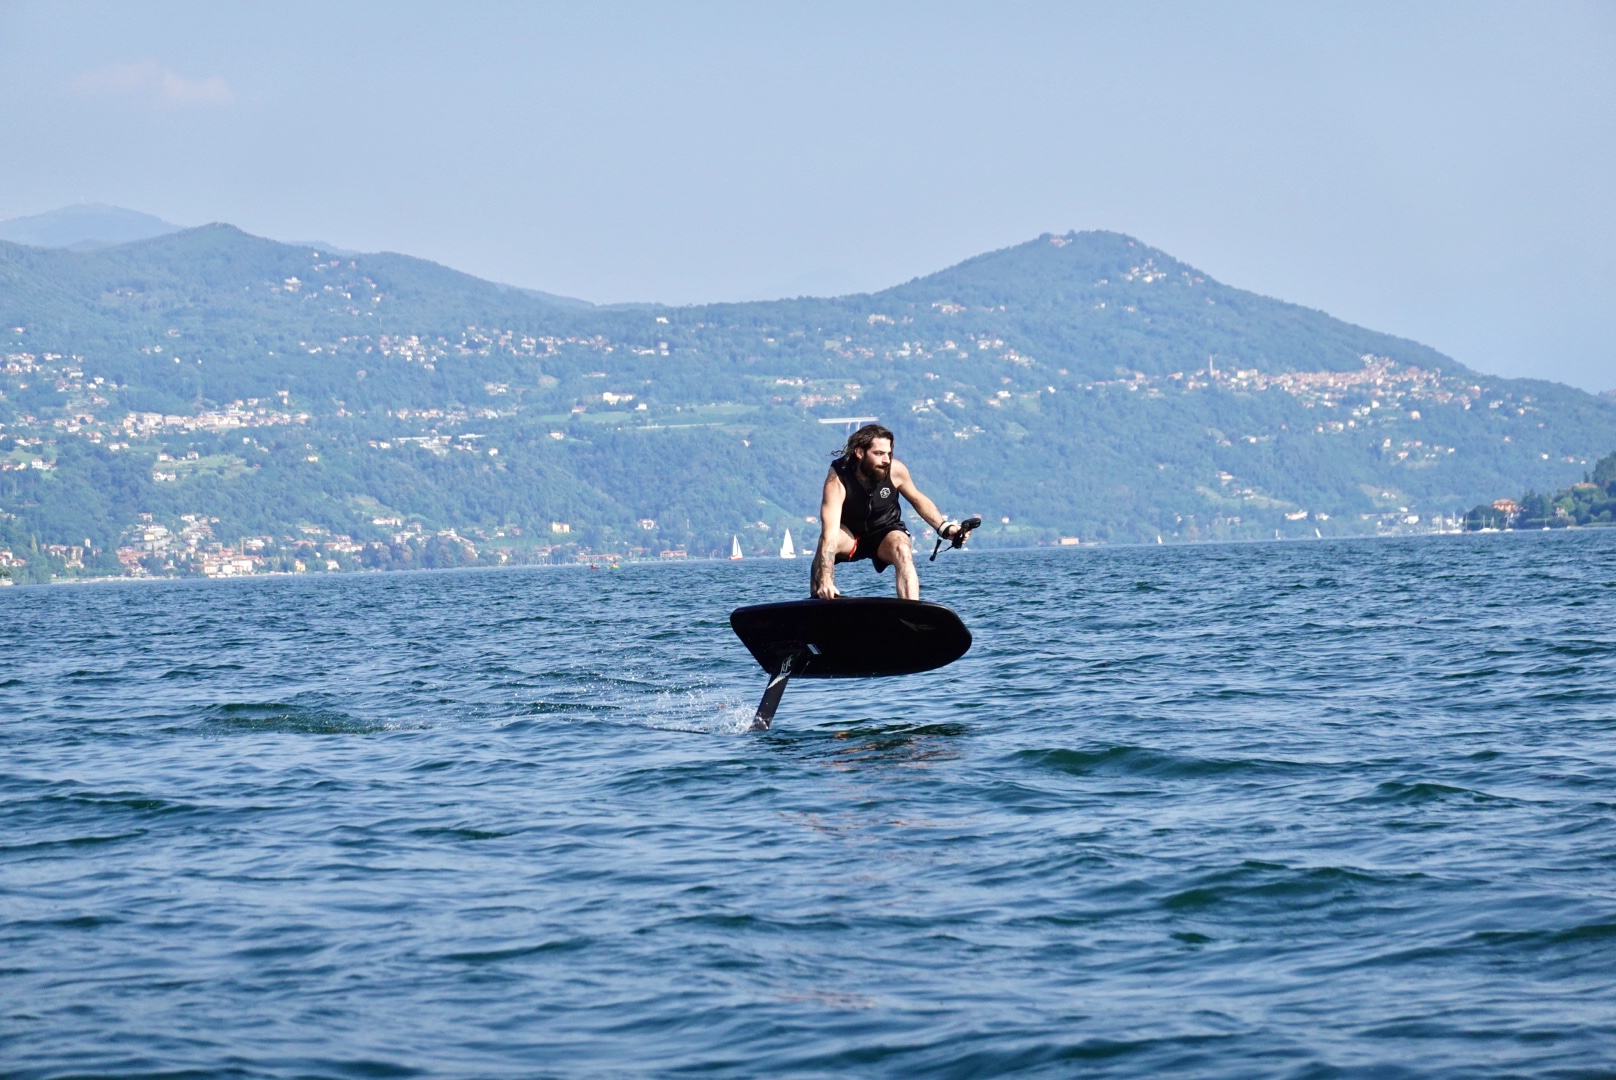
[883,532,914,566]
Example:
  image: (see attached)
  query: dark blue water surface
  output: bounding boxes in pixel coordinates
[4,532,1616,1078]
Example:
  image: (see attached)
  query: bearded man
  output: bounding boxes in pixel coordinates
[811,423,969,600]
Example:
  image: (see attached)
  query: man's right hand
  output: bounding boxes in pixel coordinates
[952,515,983,544]
[813,577,840,600]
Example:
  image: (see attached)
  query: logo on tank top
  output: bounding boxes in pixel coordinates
[879,487,892,499]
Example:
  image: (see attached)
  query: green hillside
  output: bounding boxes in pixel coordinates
[2,225,1612,581]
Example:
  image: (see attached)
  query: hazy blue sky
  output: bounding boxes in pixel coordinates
[1,1,1612,390]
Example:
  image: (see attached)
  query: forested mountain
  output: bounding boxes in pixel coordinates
[2,223,1612,581]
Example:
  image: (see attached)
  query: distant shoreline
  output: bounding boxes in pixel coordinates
[11,525,1610,592]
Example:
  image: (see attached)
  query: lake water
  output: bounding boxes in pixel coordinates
[4,532,1615,1078]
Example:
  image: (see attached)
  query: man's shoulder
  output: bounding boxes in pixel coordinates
[890,458,914,482]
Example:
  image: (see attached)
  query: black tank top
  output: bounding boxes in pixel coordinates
[832,455,901,536]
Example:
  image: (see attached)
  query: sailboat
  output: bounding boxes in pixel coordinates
[730,535,743,561]
[779,529,796,559]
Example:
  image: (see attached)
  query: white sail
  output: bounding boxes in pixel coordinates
[730,535,743,561]
[779,529,796,559]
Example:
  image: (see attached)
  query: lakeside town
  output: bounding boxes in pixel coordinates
[2,497,1565,586]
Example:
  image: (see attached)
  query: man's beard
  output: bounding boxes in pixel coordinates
[859,458,890,485]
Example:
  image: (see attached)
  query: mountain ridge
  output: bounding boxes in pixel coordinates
[0,203,184,250]
[0,212,1515,375]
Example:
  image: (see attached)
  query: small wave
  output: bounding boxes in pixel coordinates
[159,662,246,680]
[26,913,125,931]
[435,938,591,964]
[1368,919,1616,971]
[199,701,412,735]
[1472,921,1616,950]
[411,826,515,841]
[1016,745,1310,780]
[1162,862,1419,912]
[1350,780,1506,806]
[38,791,195,816]
[1546,640,1613,658]
[0,831,147,855]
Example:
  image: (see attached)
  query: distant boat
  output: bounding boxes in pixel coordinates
[1315,528,1322,539]
[779,529,796,559]
[730,535,743,561]
[1156,535,1163,545]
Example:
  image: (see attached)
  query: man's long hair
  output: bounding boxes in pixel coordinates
[834,423,894,462]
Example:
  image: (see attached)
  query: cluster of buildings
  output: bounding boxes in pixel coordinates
[102,513,570,579]
[1205,355,1492,412]
[368,433,504,456]
[363,327,623,369]
[1,341,314,466]
[1064,354,1478,412]
[113,515,263,577]
[120,398,307,436]
[6,349,109,406]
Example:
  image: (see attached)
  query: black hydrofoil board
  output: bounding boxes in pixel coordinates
[730,598,971,730]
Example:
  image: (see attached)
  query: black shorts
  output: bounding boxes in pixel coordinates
[834,523,910,573]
